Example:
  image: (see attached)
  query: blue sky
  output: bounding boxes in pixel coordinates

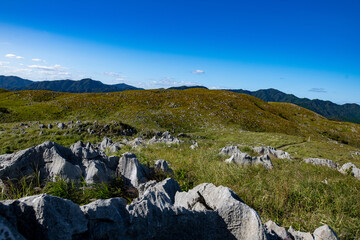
[0,0,359,104]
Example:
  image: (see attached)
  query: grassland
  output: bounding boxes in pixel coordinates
[0,89,360,239]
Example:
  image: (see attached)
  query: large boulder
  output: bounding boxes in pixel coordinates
[219,146,241,156]
[253,146,291,160]
[175,183,267,240]
[0,215,26,240]
[265,220,293,240]
[70,141,102,159]
[84,160,114,184]
[0,194,88,240]
[288,226,314,240]
[80,198,129,240]
[116,152,150,187]
[304,158,338,169]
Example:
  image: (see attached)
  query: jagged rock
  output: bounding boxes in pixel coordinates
[43,146,82,181]
[225,153,274,169]
[313,225,338,240]
[99,137,113,151]
[1,194,88,240]
[253,146,291,159]
[57,123,65,129]
[0,215,26,240]
[128,137,146,148]
[304,158,338,169]
[175,183,267,240]
[47,124,53,129]
[265,220,292,240]
[148,131,183,145]
[116,152,149,187]
[219,146,242,155]
[70,141,101,159]
[80,198,129,240]
[288,226,314,240]
[109,143,123,153]
[106,155,120,170]
[137,178,181,204]
[339,162,360,179]
[84,160,114,184]
[154,159,174,175]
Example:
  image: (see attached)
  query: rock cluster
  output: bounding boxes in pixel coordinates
[220,146,274,169]
[0,178,339,240]
[253,146,291,160]
[304,158,339,169]
[265,220,338,240]
[148,131,183,145]
[0,141,150,186]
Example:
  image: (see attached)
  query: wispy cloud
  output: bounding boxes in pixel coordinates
[192,69,205,74]
[32,58,43,62]
[5,53,24,59]
[309,88,327,93]
[103,72,123,77]
[28,64,62,71]
[0,61,10,66]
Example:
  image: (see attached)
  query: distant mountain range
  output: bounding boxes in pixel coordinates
[227,88,360,124]
[0,75,142,93]
[1,75,360,124]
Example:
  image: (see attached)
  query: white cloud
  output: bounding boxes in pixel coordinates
[0,61,9,66]
[5,53,24,59]
[28,64,62,71]
[192,69,205,74]
[32,58,43,62]
[103,72,123,77]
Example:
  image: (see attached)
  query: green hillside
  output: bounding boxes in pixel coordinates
[0,88,360,239]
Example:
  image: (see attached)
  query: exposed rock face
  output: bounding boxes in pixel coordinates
[116,152,150,187]
[148,131,183,145]
[0,215,26,240]
[313,225,338,240]
[253,146,291,160]
[219,146,241,155]
[265,220,293,240]
[304,158,338,169]
[98,137,123,153]
[339,162,360,179]
[81,198,129,240]
[0,141,148,185]
[0,194,88,240]
[225,153,274,169]
[154,159,174,175]
[127,137,146,148]
[175,183,267,240]
[288,226,314,240]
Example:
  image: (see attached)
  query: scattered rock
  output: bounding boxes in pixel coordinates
[39,124,45,129]
[253,146,291,159]
[304,158,338,169]
[154,159,174,175]
[128,137,146,148]
[47,123,53,129]
[57,123,65,129]
[225,152,274,169]
[190,141,199,149]
[288,226,314,240]
[219,146,241,155]
[148,131,183,145]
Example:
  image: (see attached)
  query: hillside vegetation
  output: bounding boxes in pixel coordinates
[0,88,360,239]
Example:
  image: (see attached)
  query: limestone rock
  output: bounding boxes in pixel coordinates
[175,183,267,240]
[0,215,26,240]
[265,220,292,240]
[225,153,274,169]
[154,159,174,175]
[288,226,314,240]
[57,123,65,129]
[253,146,291,159]
[219,145,241,155]
[1,194,88,240]
[148,131,183,145]
[70,141,101,159]
[313,225,338,240]
[84,160,114,184]
[304,158,338,169]
[81,198,129,240]
[339,162,360,179]
[116,152,149,187]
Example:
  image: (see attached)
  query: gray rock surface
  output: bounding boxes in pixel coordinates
[265,220,292,240]
[313,225,338,240]
[57,123,65,129]
[148,131,183,145]
[225,152,274,169]
[81,198,129,240]
[288,226,314,240]
[116,152,150,187]
[84,160,114,184]
[0,215,26,240]
[175,183,267,240]
[1,194,87,240]
[154,159,174,175]
[219,145,241,155]
[304,158,338,169]
[339,162,360,179]
[253,146,291,159]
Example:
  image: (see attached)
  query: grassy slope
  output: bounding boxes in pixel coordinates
[0,89,360,239]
